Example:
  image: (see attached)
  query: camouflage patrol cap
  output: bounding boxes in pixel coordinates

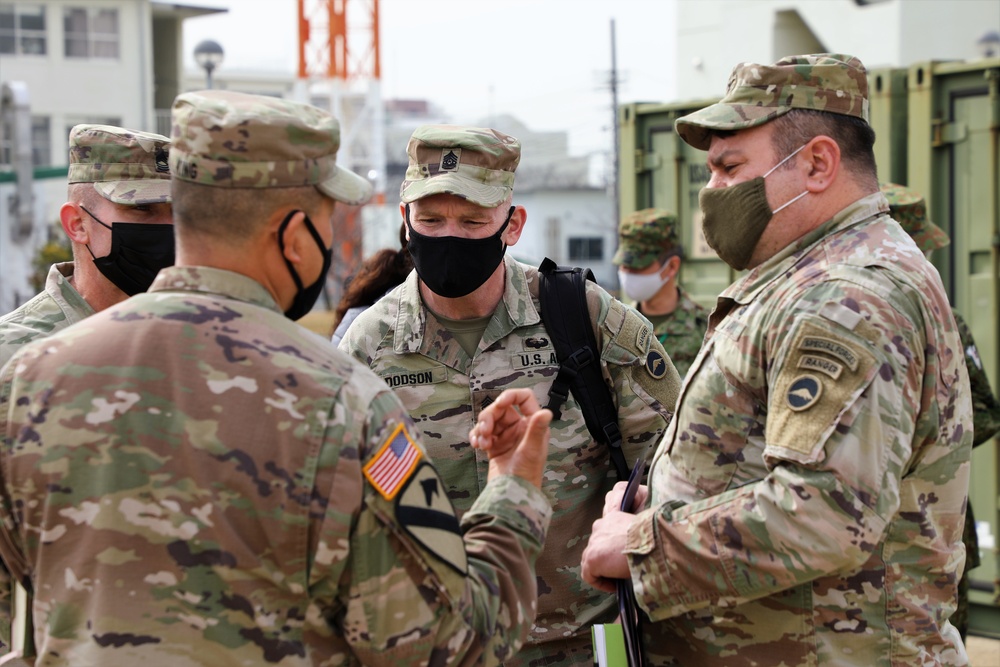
[881,182,950,252]
[400,125,520,207]
[169,90,372,205]
[613,208,681,269]
[675,53,870,150]
[67,124,172,205]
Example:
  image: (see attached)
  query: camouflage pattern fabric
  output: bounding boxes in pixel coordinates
[340,256,680,667]
[400,125,520,208]
[625,193,973,665]
[628,287,708,379]
[0,263,95,369]
[169,90,371,205]
[613,208,681,269]
[952,311,1000,637]
[67,124,171,205]
[675,53,870,150]
[0,262,94,654]
[0,266,552,666]
[881,182,950,253]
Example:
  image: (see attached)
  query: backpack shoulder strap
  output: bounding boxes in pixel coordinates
[538,258,629,480]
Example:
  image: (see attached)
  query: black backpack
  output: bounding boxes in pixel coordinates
[538,258,630,481]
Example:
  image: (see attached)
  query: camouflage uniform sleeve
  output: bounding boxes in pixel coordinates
[954,312,1000,447]
[0,355,23,654]
[623,290,968,619]
[332,388,551,665]
[590,285,679,469]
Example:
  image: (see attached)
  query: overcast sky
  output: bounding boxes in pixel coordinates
[180,0,679,156]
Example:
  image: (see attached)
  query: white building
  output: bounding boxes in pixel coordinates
[0,0,224,312]
[675,0,1000,102]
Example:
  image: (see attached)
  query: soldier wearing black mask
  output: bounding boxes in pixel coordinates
[0,124,174,368]
[339,124,679,667]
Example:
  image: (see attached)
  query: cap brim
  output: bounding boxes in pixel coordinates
[317,165,373,206]
[611,246,627,266]
[675,104,790,150]
[400,173,510,208]
[94,179,172,205]
[917,220,951,251]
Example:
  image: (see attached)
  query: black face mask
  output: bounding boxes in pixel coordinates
[278,209,332,321]
[81,206,175,296]
[405,205,513,299]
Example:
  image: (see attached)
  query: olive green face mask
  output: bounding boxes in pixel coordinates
[698,144,809,270]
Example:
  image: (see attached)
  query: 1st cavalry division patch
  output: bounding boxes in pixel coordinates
[395,463,468,575]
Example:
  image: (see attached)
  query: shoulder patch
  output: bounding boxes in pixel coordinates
[645,350,668,379]
[786,374,823,411]
[364,422,422,500]
[636,324,652,352]
[769,320,878,460]
[615,306,652,355]
[396,463,468,575]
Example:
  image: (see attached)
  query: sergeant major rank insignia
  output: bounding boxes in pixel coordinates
[155,148,170,173]
[440,149,460,171]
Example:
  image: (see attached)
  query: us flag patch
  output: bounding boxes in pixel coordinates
[364,423,423,500]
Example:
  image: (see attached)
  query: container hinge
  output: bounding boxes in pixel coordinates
[633,149,662,173]
[931,120,968,147]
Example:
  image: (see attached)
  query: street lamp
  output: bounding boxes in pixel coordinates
[977,30,1000,59]
[194,39,224,89]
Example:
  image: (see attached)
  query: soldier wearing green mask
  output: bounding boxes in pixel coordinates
[0,124,174,370]
[582,54,973,665]
[340,124,680,666]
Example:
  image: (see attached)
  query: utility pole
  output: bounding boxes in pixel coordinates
[610,18,621,264]
[610,18,620,232]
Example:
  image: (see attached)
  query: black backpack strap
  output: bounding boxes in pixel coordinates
[538,258,630,481]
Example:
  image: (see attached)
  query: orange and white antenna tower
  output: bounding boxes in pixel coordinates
[297,0,385,204]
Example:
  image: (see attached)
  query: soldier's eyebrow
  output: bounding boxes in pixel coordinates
[707,149,744,169]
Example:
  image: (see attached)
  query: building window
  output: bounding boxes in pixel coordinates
[64,7,118,59]
[569,237,604,261]
[0,4,47,56]
[0,115,51,168]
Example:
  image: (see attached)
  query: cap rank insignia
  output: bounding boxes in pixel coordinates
[440,149,460,171]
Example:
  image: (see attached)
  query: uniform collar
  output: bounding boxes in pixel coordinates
[149,266,282,313]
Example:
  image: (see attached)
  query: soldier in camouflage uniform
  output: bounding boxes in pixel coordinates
[0,124,174,369]
[582,54,973,665]
[613,209,708,378]
[0,91,558,665]
[339,125,680,666]
[883,181,1000,639]
[0,124,173,657]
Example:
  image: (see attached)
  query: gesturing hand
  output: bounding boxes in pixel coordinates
[470,388,552,488]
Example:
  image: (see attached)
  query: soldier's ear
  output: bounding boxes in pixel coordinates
[60,202,88,245]
[664,255,681,277]
[803,136,840,194]
[272,209,310,266]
